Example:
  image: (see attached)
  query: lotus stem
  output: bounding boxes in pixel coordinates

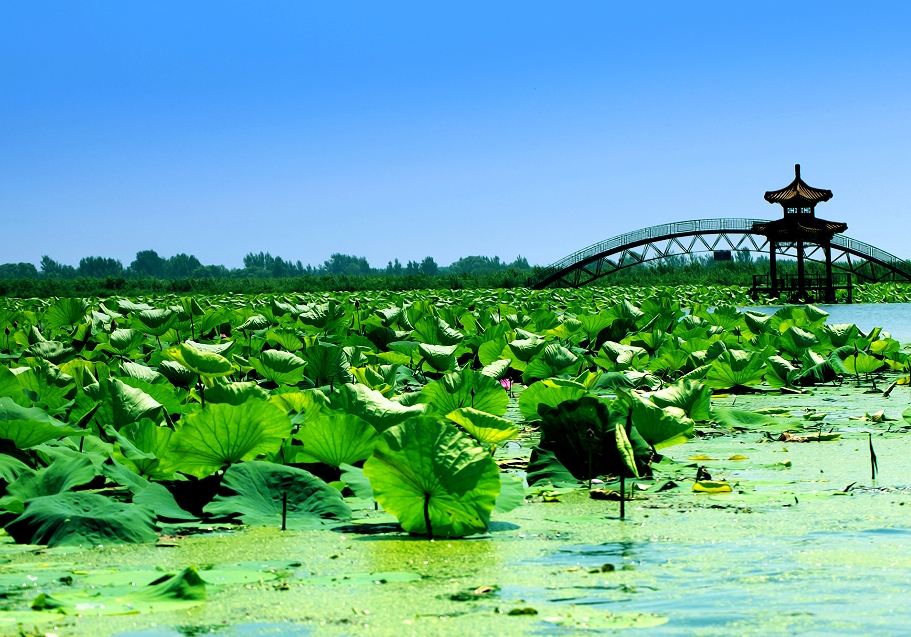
[869,433,878,481]
[470,387,476,409]
[619,473,626,520]
[281,491,288,531]
[423,492,433,539]
[198,375,205,408]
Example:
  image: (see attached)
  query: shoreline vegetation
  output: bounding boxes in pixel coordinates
[2,250,909,299]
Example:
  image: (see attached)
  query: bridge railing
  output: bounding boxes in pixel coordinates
[531,217,911,286]
[534,218,766,281]
[831,234,911,275]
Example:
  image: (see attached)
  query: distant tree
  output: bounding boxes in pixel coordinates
[40,256,76,278]
[323,253,372,276]
[129,250,167,277]
[0,263,39,278]
[386,258,403,276]
[166,253,202,278]
[419,256,438,276]
[78,256,123,278]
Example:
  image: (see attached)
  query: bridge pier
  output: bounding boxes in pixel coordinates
[769,241,778,297]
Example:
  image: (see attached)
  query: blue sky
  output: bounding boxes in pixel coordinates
[1,2,909,269]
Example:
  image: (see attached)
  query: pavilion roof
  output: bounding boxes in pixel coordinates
[752,216,847,238]
[764,164,833,206]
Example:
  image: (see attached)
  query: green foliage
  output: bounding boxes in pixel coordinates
[6,492,158,547]
[363,418,500,537]
[204,461,350,529]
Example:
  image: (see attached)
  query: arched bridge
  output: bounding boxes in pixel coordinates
[530,218,911,289]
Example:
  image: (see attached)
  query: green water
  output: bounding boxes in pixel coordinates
[4,385,911,636]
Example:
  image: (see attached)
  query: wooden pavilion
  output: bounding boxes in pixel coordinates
[752,165,847,302]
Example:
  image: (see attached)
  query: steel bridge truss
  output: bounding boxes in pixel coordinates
[531,218,911,289]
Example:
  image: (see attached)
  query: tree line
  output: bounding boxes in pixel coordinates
[0,251,532,280]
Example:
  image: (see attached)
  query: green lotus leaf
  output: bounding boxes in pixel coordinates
[843,351,884,375]
[764,355,798,388]
[507,336,547,362]
[419,369,508,416]
[119,361,162,383]
[647,379,711,422]
[158,360,197,387]
[203,461,350,529]
[417,343,458,372]
[299,342,351,386]
[524,448,582,488]
[480,358,510,379]
[330,383,426,431]
[0,453,30,483]
[111,378,162,426]
[629,393,694,450]
[6,492,158,547]
[445,407,518,446]
[111,420,175,479]
[43,297,89,332]
[518,379,587,421]
[523,343,582,383]
[269,388,330,414]
[102,461,195,521]
[165,342,233,377]
[250,349,308,385]
[184,339,235,356]
[238,314,270,331]
[109,328,146,354]
[295,410,378,467]
[794,350,846,386]
[1,455,96,514]
[205,381,270,405]
[615,422,639,478]
[531,397,631,482]
[412,315,464,346]
[704,349,766,390]
[136,308,178,336]
[167,401,292,477]
[712,406,783,430]
[363,418,500,537]
[494,472,525,512]
[0,397,80,449]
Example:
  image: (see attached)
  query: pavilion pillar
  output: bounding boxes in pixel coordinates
[769,239,778,297]
[796,239,806,300]
[824,241,834,303]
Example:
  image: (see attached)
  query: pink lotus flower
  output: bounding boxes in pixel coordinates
[500,378,512,391]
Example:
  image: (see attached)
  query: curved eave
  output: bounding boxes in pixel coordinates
[764,180,833,205]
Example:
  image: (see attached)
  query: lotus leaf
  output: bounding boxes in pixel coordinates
[204,461,350,529]
[419,369,508,416]
[167,400,291,476]
[445,407,518,446]
[295,410,378,467]
[6,492,158,546]
[363,418,500,537]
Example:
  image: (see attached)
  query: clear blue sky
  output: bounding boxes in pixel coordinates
[1,1,909,269]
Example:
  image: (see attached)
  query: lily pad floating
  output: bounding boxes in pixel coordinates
[363,418,500,538]
[203,461,350,529]
[5,492,159,547]
[692,480,733,494]
[29,566,205,616]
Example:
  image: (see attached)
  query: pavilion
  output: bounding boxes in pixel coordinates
[752,165,847,302]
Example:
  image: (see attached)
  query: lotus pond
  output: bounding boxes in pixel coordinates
[1,288,910,636]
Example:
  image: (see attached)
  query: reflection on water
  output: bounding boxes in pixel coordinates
[512,530,911,635]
